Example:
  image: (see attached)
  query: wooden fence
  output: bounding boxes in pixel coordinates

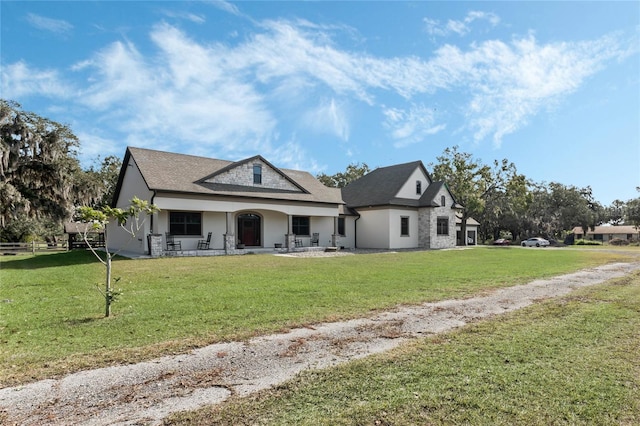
[0,241,69,255]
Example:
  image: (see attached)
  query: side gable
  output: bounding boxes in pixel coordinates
[341,161,425,208]
[419,181,462,209]
[342,160,463,210]
[395,164,432,200]
[201,155,307,193]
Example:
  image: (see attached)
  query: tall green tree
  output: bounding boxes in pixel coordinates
[0,100,117,242]
[626,192,640,234]
[431,146,517,244]
[526,182,602,240]
[607,199,626,225]
[1,100,84,240]
[317,162,371,188]
[79,155,122,208]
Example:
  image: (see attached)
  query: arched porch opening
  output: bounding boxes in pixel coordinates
[237,212,262,247]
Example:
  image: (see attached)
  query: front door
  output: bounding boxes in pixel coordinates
[237,213,261,247]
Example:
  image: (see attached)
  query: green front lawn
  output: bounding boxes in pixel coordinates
[0,248,634,386]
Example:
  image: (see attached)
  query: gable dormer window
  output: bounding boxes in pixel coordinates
[253,164,262,184]
[441,195,446,206]
[416,180,422,195]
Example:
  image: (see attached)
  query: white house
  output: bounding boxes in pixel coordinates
[340,161,463,250]
[108,148,466,255]
[109,147,343,255]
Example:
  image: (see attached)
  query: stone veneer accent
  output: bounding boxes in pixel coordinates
[224,233,236,253]
[418,208,431,248]
[418,207,456,249]
[148,234,163,257]
[205,160,301,192]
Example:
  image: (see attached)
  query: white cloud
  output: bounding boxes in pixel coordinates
[302,98,350,141]
[424,11,500,38]
[449,34,626,146]
[76,132,121,164]
[160,10,206,24]
[209,0,243,17]
[268,138,321,173]
[71,23,276,158]
[384,104,446,148]
[4,15,632,161]
[26,13,73,34]
[1,61,71,99]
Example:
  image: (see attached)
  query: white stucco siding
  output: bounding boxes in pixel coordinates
[108,159,153,255]
[308,217,335,247]
[395,168,431,199]
[114,159,153,207]
[388,209,419,249]
[355,209,390,248]
[339,216,357,249]
[261,210,288,247]
[153,196,338,218]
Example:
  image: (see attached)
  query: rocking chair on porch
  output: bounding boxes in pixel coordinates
[310,232,320,246]
[165,233,181,251]
[197,232,212,250]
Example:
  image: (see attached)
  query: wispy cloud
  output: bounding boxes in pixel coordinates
[384,104,446,148]
[1,61,71,99]
[4,15,633,168]
[302,98,350,141]
[209,0,243,17]
[424,11,499,38]
[26,13,73,35]
[160,9,206,24]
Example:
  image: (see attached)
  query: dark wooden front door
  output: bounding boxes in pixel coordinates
[237,214,261,247]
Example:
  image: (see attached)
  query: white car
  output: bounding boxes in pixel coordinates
[521,237,550,247]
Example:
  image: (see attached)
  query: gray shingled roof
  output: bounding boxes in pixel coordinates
[341,160,458,209]
[113,147,343,205]
[341,161,425,207]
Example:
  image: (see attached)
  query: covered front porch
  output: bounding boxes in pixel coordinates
[148,201,343,257]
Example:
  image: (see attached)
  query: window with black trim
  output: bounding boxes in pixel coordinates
[436,217,449,235]
[338,217,345,236]
[416,180,422,195]
[169,212,202,236]
[292,216,310,236]
[253,164,262,184]
[441,195,446,206]
[400,216,409,236]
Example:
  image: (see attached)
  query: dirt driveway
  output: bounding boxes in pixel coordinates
[1,261,639,425]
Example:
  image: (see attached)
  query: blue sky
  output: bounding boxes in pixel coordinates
[2,1,639,205]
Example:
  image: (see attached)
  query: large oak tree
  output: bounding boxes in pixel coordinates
[0,100,113,242]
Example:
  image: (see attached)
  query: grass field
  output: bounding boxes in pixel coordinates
[1,247,637,387]
[166,272,640,425]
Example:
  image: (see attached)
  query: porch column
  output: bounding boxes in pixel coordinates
[331,216,340,248]
[286,214,295,250]
[224,212,236,253]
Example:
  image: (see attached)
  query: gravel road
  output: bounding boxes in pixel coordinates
[1,260,638,425]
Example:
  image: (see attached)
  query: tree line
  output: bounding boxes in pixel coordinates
[2,99,638,244]
[318,147,640,244]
